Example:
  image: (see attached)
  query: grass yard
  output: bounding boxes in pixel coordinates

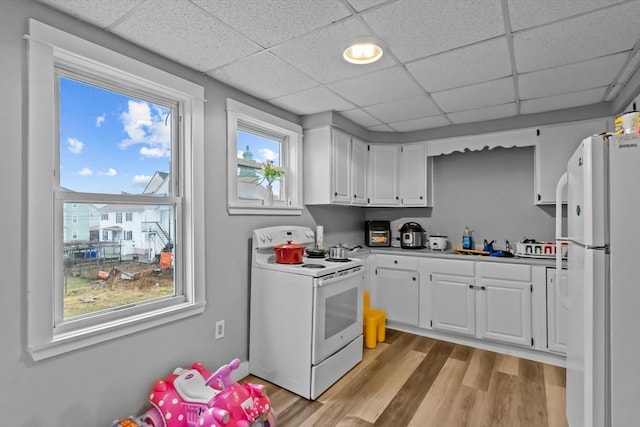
[64,261,175,318]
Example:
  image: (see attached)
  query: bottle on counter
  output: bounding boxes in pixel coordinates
[462,226,473,250]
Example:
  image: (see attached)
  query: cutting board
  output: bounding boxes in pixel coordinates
[453,247,490,256]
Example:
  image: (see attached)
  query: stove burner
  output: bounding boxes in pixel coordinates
[301,264,326,269]
[305,254,326,259]
[325,258,351,263]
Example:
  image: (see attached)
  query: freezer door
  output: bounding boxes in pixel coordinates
[567,136,607,247]
[608,134,640,426]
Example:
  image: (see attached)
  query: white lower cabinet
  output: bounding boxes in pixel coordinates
[426,259,534,348]
[546,267,568,354]
[371,254,419,326]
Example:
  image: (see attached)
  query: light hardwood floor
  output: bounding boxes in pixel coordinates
[243,329,568,427]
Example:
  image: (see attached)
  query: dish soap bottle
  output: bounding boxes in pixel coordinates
[462,226,473,250]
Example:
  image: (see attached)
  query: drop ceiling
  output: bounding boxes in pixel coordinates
[35,0,640,132]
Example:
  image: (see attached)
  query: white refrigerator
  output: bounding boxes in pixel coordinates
[557,133,640,427]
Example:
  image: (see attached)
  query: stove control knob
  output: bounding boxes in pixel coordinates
[259,234,266,243]
[267,234,272,241]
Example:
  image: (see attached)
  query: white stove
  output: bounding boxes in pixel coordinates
[252,226,363,277]
[249,226,364,400]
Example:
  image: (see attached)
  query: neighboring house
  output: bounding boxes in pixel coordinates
[61,189,98,242]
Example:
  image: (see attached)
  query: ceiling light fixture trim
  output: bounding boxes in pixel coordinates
[343,37,383,64]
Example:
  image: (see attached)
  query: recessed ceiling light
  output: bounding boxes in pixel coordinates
[343,40,383,65]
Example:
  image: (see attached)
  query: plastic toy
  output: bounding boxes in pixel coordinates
[112,416,151,427]
[140,358,276,427]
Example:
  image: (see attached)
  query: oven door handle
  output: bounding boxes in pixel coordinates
[316,268,361,288]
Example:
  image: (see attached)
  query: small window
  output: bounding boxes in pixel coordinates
[116,212,123,224]
[124,230,133,240]
[72,231,78,239]
[101,213,108,221]
[71,215,78,224]
[226,99,303,215]
[125,212,133,222]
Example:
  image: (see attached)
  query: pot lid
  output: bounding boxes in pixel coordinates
[274,240,305,249]
[401,222,424,231]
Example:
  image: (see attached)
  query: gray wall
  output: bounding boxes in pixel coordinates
[0,1,635,425]
[366,147,560,251]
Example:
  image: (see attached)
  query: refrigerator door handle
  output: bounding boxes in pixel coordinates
[555,172,568,277]
[559,238,610,252]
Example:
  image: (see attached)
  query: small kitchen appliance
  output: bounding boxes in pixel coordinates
[428,235,448,250]
[365,220,391,247]
[400,222,426,249]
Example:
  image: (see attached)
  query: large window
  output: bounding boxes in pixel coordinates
[27,20,205,360]
[226,99,303,215]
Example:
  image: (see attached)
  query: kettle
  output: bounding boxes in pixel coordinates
[400,222,426,249]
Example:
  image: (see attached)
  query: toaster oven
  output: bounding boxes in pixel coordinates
[365,220,391,247]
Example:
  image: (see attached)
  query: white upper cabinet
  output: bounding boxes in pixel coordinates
[367,144,400,206]
[303,126,366,205]
[368,142,432,207]
[351,137,368,206]
[534,118,609,204]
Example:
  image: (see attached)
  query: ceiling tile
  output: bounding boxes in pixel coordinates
[513,1,640,73]
[508,0,625,31]
[368,124,396,132]
[35,0,143,28]
[327,67,424,107]
[407,37,512,92]
[389,115,451,132]
[207,51,318,100]
[270,17,396,84]
[362,0,505,62]
[521,87,608,114]
[518,52,628,99]
[191,0,351,48]
[268,86,356,115]
[363,95,441,123]
[617,49,640,85]
[448,103,517,124]
[111,0,260,71]
[431,77,516,113]
[346,0,389,12]
[339,109,383,128]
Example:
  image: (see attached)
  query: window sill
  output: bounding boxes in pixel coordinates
[28,301,206,361]
[227,204,303,216]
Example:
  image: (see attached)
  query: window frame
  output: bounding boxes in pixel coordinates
[226,98,303,215]
[27,19,206,361]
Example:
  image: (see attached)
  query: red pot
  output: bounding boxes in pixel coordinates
[273,240,305,264]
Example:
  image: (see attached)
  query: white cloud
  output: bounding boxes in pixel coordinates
[132,175,152,187]
[99,168,117,176]
[67,137,84,154]
[78,167,93,176]
[140,146,169,158]
[119,100,171,158]
[96,113,105,127]
[257,148,279,163]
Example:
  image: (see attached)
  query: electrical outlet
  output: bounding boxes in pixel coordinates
[215,320,225,340]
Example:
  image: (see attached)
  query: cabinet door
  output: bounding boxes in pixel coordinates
[351,138,368,205]
[535,118,609,204]
[546,267,568,354]
[399,143,428,206]
[331,129,352,204]
[367,145,400,206]
[374,267,419,325]
[476,279,532,347]
[431,274,475,336]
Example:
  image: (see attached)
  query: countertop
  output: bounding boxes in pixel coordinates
[364,246,565,268]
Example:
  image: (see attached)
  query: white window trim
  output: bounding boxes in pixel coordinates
[226,98,303,215]
[27,19,206,361]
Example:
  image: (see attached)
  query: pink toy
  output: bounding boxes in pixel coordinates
[141,359,276,427]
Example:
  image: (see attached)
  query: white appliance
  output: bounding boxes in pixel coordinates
[249,226,364,400]
[556,134,640,427]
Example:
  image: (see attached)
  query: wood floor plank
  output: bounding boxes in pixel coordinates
[462,348,497,391]
[334,415,375,427]
[406,357,468,426]
[517,358,549,426]
[494,353,520,376]
[277,397,323,426]
[376,340,454,426]
[543,363,566,388]
[488,371,521,427]
[450,343,474,362]
[441,382,478,427]
[545,384,568,427]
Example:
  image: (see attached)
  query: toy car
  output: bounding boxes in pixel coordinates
[141,358,276,427]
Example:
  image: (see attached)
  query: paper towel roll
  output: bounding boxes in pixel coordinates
[316,225,324,248]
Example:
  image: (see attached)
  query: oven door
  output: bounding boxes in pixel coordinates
[312,267,363,365]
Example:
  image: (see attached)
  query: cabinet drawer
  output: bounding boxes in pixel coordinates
[375,254,418,270]
[428,258,475,276]
[478,262,531,282]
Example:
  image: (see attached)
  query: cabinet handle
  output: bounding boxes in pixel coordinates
[420,196,423,200]
[481,286,486,291]
[395,196,399,200]
[334,192,338,196]
[394,260,398,264]
[354,194,357,198]
[469,284,474,289]
[412,277,417,281]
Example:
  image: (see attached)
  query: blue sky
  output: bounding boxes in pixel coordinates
[59,76,171,194]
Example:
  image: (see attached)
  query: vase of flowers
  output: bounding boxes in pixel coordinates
[254,160,284,206]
